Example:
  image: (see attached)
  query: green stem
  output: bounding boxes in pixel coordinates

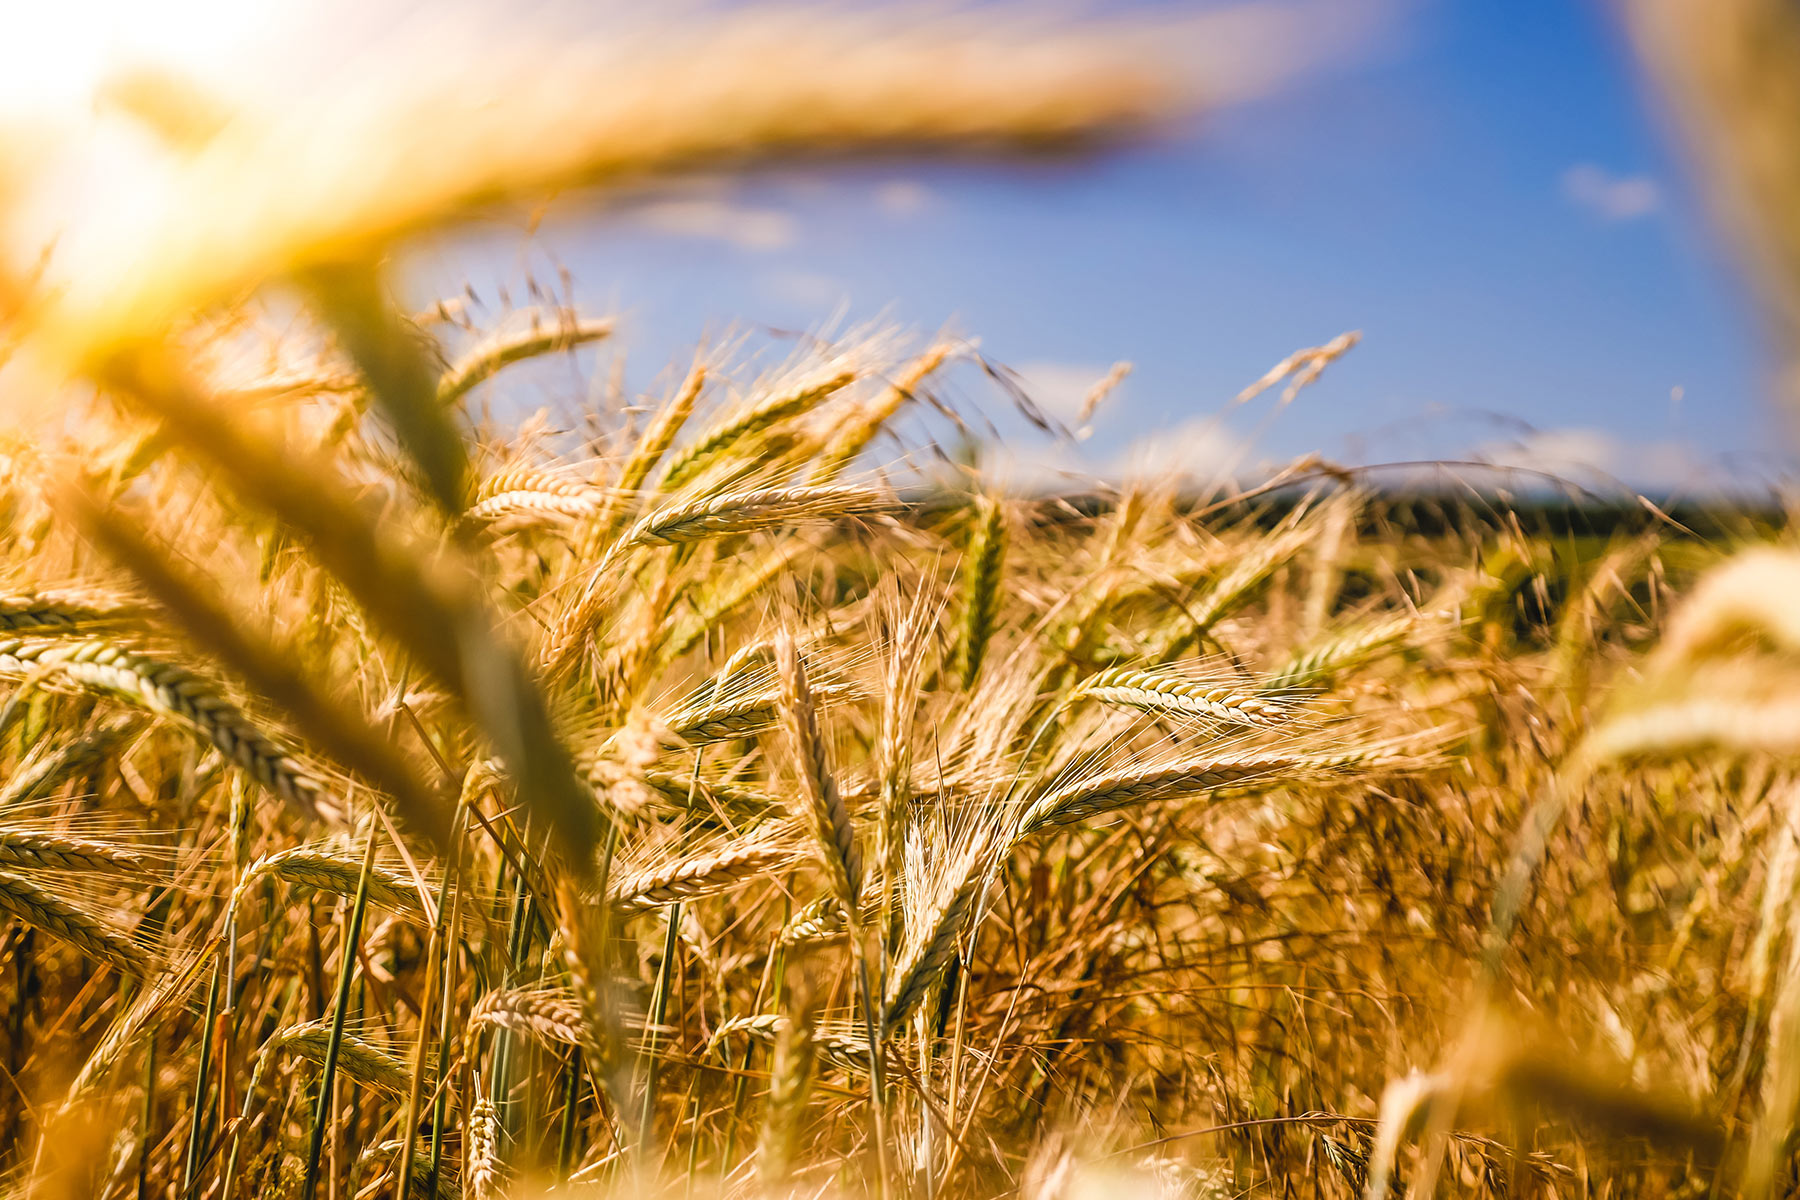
[300,831,379,1200]
[395,802,464,1200]
[557,1047,583,1180]
[180,963,221,1199]
[638,903,682,1164]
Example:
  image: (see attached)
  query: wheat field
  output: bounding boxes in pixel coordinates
[1,4,1800,1199]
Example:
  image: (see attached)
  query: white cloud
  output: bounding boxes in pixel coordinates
[1106,417,1245,485]
[630,196,797,251]
[1013,361,1129,425]
[1475,427,1720,492]
[949,416,1248,496]
[1013,362,1106,421]
[973,440,1094,495]
[1561,164,1660,222]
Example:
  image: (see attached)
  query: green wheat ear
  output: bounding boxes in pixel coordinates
[955,493,1007,689]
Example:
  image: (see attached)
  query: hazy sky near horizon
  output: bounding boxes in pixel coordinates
[392,1,1787,495]
[5,0,1786,495]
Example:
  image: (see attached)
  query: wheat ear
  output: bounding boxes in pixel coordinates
[0,637,330,819]
[0,868,153,976]
[464,468,606,528]
[883,841,992,1035]
[0,829,149,876]
[240,845,430,920]
[265,1019,415,1095]
[1149,521,1317,660]
[956,495,1006,688]
[776,631,862,917]
[758,969,821,1192]
[611,832,799,913]
[711,1013,872,1074]
[469,987,590,1049]
[782,894,852,945]
[0,719,135,807]
[436,315,615,407]
[1015,748,1388,838]
[66,944,219,1101]
[629,484,890,546]
[814,343,955,479]
[636,770,776,821]
[574,360,709,559]
[657,541,814,664]
[466,1093,503,1200]
[1070,664,1292,726]
[0,591,142,635]
[877,595,929,936]
[659,368,857,489]
[1266,613,1413,692]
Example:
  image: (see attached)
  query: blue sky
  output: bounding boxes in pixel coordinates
[398,1,1785,494]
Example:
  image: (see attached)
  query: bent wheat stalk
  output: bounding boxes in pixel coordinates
[0,828,149,876]
[0,868,153,976]
[1015,748,1386,838]
[469,987,590,1049]
[437,315,616,408]
[263,1019,415,1095]
[239,845,431,921]
[0,637,331,820]
[611,832,800,913]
